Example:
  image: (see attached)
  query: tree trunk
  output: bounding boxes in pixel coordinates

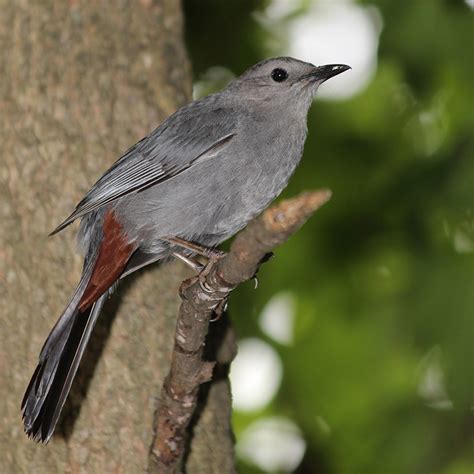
[0,1,235,471]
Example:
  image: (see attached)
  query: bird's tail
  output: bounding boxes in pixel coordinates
[21,256,107,443]
[22,209,136,443]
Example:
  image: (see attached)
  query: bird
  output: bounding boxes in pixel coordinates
[21,56,350,442]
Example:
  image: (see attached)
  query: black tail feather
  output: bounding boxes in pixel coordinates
[22,294,106,443]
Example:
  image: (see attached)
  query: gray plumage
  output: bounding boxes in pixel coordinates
[22,57,350,442]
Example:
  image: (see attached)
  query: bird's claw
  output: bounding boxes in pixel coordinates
[199,274,214,293]
[197,251,226,293]
[210,297,228,322]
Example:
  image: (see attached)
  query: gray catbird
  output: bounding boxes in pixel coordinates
[22,57,350,442]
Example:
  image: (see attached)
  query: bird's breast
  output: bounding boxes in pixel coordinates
[207,118,307,236]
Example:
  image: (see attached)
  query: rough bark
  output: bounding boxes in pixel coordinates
[0,1,234,472]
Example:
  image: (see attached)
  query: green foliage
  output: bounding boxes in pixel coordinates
[184,0,474,472]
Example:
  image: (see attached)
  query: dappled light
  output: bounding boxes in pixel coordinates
[237,417,306,472]
[259,291,296,345]
[230,338,283,412]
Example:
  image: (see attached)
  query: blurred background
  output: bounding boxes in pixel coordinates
[183,0,473,472]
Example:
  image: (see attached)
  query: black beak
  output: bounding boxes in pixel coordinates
[304,64,351,83]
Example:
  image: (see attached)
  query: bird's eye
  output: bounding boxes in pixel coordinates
[271,68,288,83]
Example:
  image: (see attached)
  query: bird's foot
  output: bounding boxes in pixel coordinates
[165,236,232,321]
[163,236,228,294]
[196,249,227,293]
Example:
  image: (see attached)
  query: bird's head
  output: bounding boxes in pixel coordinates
[226,57,351,110]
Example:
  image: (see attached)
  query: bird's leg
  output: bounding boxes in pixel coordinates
[171,250,204,273]
[162,236,226,260]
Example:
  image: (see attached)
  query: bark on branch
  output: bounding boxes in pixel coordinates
[148,189,332,473]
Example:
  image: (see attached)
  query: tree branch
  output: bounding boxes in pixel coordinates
[147,189,332,473]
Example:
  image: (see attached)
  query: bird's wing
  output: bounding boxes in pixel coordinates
[50,99,237,235]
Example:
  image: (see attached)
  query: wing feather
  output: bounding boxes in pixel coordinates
[50,98,237,235]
